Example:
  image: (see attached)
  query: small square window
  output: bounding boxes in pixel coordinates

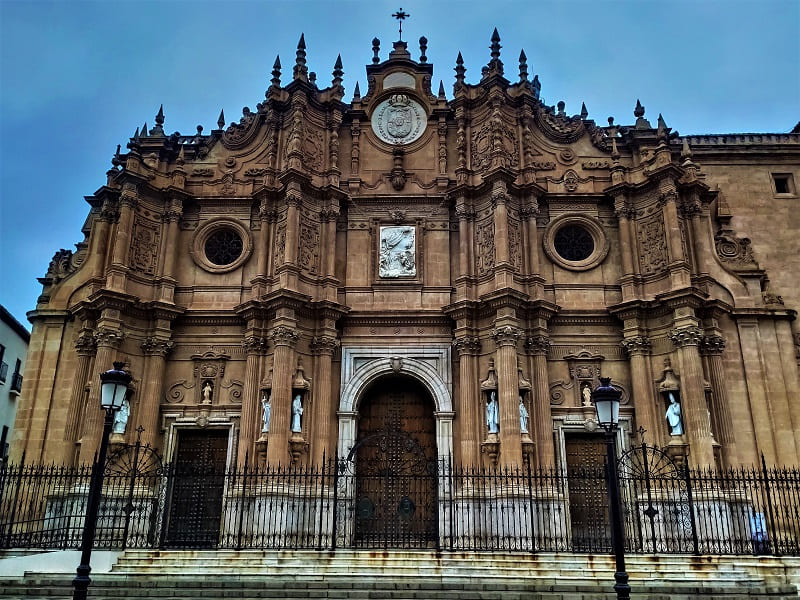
[772,173,795,196]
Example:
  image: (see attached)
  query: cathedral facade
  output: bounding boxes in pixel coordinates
[10,31,800,492]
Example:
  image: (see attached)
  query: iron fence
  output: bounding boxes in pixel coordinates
[1,446,798,555]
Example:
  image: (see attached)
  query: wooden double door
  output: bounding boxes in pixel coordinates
[351,375,438,548]
[565,433,611,552]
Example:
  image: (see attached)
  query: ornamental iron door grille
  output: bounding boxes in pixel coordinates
[565,433,610,552]
[163,429,228,548]
[348,376,438,548]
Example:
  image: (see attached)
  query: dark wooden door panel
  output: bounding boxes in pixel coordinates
[565,433,610,552]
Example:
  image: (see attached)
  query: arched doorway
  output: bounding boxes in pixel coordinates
[348,374,438,548]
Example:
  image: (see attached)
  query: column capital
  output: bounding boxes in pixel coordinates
[621,336,651,356]
[75,333,97,356]
[452,336,481,356]
[99,198,119,223]
[141,337,174,357]
[94,327,124,349]
[269,325,299,348]
[491,180,510,205]
[669,326,703,348]
[700,334,726,355]
[242,335,268,354]
[525,334,551,355]
[310,335,340,355]
[493,325,522,347]
[119,182,139,209]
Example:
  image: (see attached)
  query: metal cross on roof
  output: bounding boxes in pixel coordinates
[392,7,410,41]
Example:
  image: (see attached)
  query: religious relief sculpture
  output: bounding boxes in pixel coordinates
[370,93,427,145]
[486,391,500,434]
[112,398,130,435]
[261,392,271,433]
[581,383,593,407]
[519,396,529,434]
[291,393,304,433]
[666,392,683,435]
[379,226,416,277]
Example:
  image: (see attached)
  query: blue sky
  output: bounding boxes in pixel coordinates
[1,0,798,328]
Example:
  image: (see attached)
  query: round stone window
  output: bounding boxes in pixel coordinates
[543,214,609,271]
[553,224,594,262]
[191,218,253,273]
[204,228,243,266]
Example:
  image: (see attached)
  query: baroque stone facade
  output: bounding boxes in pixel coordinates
[10,31,800,475]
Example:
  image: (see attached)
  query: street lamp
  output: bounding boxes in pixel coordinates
[593,376,630,600]
[73,361,132,600]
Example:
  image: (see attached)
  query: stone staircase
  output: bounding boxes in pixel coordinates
[0,549,798,599]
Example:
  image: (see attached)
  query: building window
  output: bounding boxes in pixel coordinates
[772,173,796,196]
[10,359,22,394]
[543,214,610,272]
[204,228,244,266]
[0,344,6,384]
[190,218,253,273]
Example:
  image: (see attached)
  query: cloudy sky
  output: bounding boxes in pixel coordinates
[1,0,798,328]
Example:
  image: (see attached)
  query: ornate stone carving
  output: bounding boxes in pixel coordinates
[475,219,495,276]
[534,104,585,144]
[94,327,124,348]
[379,226,416,278]
[221,106,260,149]
[525,335,551,355]
[563,169,579,192]
[244,168,269,177]
[220,379,244,404]
[637,215,669,275]
[452,336,481,356]
[298,220,321,275]
[371,94,427,145]
[270,326,298,347]
[141,338,174,357]
[700,335,726,355]
[492,325,522,347]
[621,336,651,356]
[40,249,79,285]
[242,336,268,354]
[530,161,556,170]
[130,216,160,275]
[715,231,758,268]
[582,161,611,170]
[470,115,518,172]
[273,221,287,266]
[75,333,97,356]
[669,327,703,348]
[166,379,194,404]
[508,216,522,270]
[310,336,340,355]
[190,167,214,177]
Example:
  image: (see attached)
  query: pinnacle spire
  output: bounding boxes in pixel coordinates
[293,33,308,81]
[353,81,361,101]
[438,80,446,99]
[634,99,645,118]
[150,105,165,136]
[141,122,148,137]
[419,36,428,63]
[217,109,225,129]
[332,54,344,88]
[518,49,528,82]
[454,51,466,88]
[271,55,282,88]
[372,38,381,64]
[580,102,588,119]
[487,28,503,75]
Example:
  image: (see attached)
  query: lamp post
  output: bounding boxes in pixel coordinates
[593,376,630,600]
[73,361,131,600]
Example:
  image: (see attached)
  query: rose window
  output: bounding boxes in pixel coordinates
[204,229,244,266]
[553,224,594,262]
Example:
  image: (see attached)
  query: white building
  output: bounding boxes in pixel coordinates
[0,305,29,461]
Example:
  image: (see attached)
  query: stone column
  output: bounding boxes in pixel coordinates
[266,326,298,465]
[321,204,340,301]
[621,336,659,444]
[78,327,124,465]
[238,336,267,465]
[700,335,738,467]
[89,199,116,280]
[138,338,173,452]
[251,198,271,298]
[527,335,554,468]
[63,333,97,461]
[776,321,800,458]
[107,182,137,291]
[669,326,715,468]
[493,325,522,467]
[659,189,690,288]
[158,197,183,303]
[614,197,638,302]
[310,336,339,465]
[453,336,481,466]
[491,182,510,269]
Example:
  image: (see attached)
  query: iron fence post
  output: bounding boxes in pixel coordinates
[761,453,781,556]
[331,452,339,551]
[681,457,700,555]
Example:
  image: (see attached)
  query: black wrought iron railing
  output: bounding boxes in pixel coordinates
[0,362,8,383]
[1,447,798,555]
[9,372,22,393]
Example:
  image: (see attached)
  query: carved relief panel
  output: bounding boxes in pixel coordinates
[475,218,495,276]
[637,214,669,275]
[298,219,321,275]
[379,225,416,278]
[508,215,522,271]
[165,351,243,406]
[130,216,161,275]
[273,220,287,267]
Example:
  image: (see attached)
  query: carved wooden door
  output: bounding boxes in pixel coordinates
[565,433,611,552]
[164,429,228,548]
[352,376,438,548]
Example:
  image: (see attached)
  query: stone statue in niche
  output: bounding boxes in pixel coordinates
[112,397,130,435]
[202,381,213,404]
[519,396,529,434]
[665,392,683,435]
[261,391,271,433]
[291,393,303,433]
[581,383,593,407]
[379,226,416,278]
[486,391,499,434]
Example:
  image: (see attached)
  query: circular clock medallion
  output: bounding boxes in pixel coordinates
[371,94,427,145]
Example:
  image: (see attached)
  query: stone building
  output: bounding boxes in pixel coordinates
[10,30,800,489]
[0,304,29,462]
